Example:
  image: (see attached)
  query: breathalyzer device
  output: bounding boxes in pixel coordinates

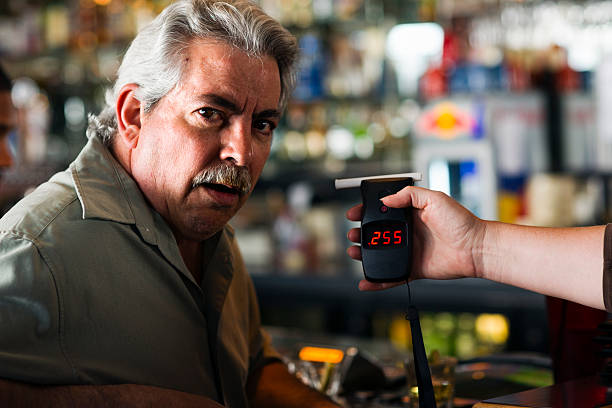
[335,173,421,282]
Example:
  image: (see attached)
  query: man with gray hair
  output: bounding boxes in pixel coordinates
[0,1,338,407]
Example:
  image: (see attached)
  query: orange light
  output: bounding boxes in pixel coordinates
[299,346,344,364]
[93,0,112,5]
[436,111,457,130]
[472,371,486,380]
[416,101,475,140]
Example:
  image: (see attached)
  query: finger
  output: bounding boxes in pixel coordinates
[382,185,441,210]
[346,204,363,221]
[347,245,362,260]
[357,280,405,291]
[347,227,360,243]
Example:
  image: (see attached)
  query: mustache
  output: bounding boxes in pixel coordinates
[191,162,252,195]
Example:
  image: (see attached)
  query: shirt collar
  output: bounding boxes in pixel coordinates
[69,134,158,245]
[68,133,236,287]
[70,135,235,286]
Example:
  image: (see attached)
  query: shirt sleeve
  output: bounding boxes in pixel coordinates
[604,224,612,312]
[0,232,75,383]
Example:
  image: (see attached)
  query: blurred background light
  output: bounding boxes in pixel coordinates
[386,23,444,96]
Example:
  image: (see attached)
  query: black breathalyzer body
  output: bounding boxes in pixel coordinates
[360,178,414,282]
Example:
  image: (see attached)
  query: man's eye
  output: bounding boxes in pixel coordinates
[254,120,276,133]
[197,108,222,122]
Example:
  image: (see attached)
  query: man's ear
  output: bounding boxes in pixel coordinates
[115,84,142,149]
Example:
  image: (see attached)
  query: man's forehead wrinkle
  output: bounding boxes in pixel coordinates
[171,40,281,114]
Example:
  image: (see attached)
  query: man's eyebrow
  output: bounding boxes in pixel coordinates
[197,93,281,119]
[196,94,239,113]
[254,109,281,119]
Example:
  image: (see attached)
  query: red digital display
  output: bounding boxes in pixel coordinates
[362,221,407,249]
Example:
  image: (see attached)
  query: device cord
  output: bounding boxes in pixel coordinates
[405,281,437,408]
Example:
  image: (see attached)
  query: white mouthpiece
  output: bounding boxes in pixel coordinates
[334,172,422,190]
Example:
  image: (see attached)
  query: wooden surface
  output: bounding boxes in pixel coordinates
[474,376,612,407]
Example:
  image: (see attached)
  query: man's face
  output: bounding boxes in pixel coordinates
[0,91,15,176]
[130,40,281,242]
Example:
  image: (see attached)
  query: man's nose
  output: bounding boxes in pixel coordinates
[219,120,253,166]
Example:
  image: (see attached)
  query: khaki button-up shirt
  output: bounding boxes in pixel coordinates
[0,134,278,407]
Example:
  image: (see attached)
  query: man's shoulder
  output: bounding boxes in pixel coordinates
[0,171,79,241]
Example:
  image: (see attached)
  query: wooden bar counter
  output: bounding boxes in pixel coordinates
[474,376,612,407]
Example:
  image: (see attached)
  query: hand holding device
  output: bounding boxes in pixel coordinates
[346,183,484,288]
[335,173,421,282]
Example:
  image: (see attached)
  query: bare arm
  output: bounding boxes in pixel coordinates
[480,221,604,309]
[247,361,340,408]
[0,378,224,408]
[346,186,606,310]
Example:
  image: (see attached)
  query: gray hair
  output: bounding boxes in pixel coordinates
[88,0,299,145]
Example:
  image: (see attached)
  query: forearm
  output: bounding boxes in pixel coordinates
[0,378,223,408]
[479,222,605,309]
[248,362,340,408]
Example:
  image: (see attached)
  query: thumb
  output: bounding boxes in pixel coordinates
[381,185,431,210]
